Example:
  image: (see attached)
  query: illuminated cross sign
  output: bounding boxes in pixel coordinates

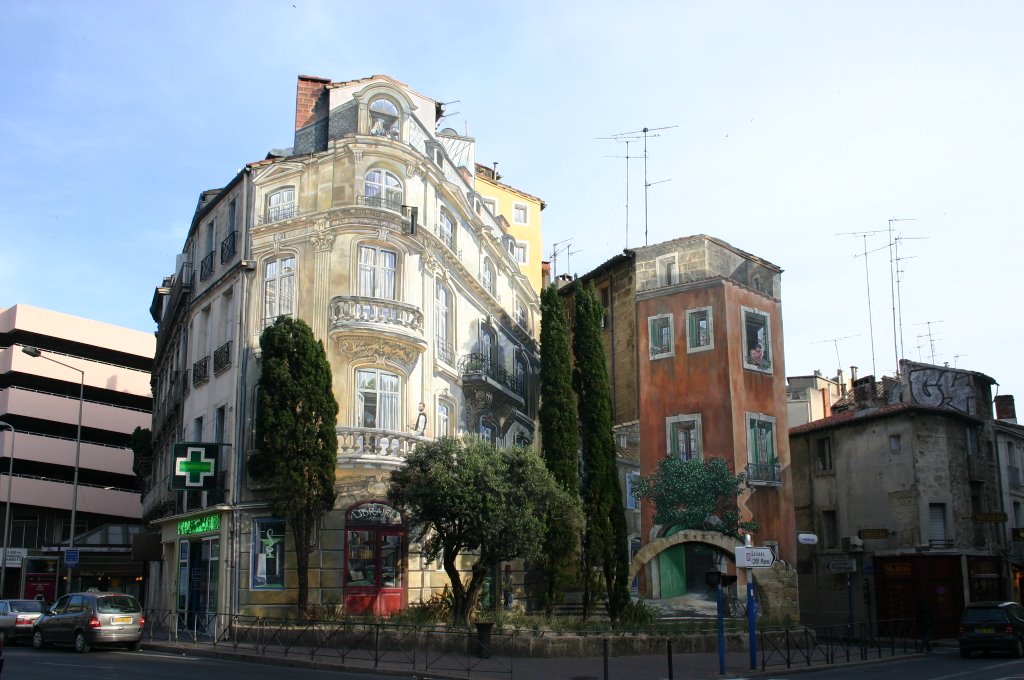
[172,442,219,490]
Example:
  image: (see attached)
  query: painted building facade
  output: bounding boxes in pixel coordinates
[0,304,153,601]
[474,164,545,296]
[143,75,543,619]
[564,235,798,618]
[790,360,1005,637]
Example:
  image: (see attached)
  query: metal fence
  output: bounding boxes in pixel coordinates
[759,618,917,670]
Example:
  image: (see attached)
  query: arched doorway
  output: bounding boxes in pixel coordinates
[657,527,726,599]
[343,501,406,615]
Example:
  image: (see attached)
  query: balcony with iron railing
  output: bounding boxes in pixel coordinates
[199,250,215,282]
[329,296,426,353]
[213,341,232,375]
[220,230,237,264]
[258,203,297,225]
[192,356,210,387]
[357,194,404,213]
[435,338,456,366]
[434,224,462,259]
[745,460,782,487]
[458,353,524,400]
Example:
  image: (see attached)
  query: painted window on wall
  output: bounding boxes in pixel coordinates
[252,518,286,590]
[686,307,713,352]
[741,307,772,372]
[666,414,702,461]
[263,256,296,328]
[648,314,674,359]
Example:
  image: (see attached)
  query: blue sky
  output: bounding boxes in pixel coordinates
[2,1,1021,402]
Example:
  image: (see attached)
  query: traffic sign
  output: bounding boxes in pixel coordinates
[735,546,776,568]
[1,547,26,567]
[827,559,856,573]
[65,548,80,568]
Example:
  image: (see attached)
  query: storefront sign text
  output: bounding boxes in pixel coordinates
[178,514,220,536]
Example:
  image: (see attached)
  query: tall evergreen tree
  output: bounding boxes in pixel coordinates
[537,285,581,616]
[572,283,631,622]
[250,317,339,615]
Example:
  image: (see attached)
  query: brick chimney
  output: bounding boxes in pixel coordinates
[996,395,1017,423]
[295,75,331,131]
[853,375,877,409]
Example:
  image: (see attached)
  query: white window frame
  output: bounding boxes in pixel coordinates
[666,413,702,461]
[368,97,401,140]
[358,245,398,300]
[656,254,678,287]
[481,258,496,296]
[686,306,714,353]
[265,186,296,223]
[512,241,528,264]
[512,202,528,225]
[436,398,454,437]
[262,255,296,328]
[363,168,403,211]
[438,208,456,251]
[741,306,773,373]
[355,367,401,431]
[482,197,497,215]
[434,279,454,365]
[648,313,674,360]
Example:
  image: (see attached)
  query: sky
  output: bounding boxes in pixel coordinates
[1,1,1021,402]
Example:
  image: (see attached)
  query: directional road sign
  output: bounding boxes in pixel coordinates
[735,546,776,568]
[827,559,857,573]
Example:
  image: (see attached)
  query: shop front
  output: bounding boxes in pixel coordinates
[343,501,406,616]
[874,555,965,638]
[173,513,223,621]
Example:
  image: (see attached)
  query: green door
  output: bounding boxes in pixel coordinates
[658,526,687,598]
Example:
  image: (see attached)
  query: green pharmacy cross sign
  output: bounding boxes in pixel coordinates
[172,442,219,490]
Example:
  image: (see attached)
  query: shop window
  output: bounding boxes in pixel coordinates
[251,518,285,589]
[344,502,405,595]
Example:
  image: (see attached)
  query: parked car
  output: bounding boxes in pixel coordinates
[958,601,1024,658]
[0,599,47,644]
[32,591,144,653]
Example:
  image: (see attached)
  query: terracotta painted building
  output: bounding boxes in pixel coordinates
[563,235,797,617]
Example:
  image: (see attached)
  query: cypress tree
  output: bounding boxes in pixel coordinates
[572,283,631,622]
[538,284,581,616]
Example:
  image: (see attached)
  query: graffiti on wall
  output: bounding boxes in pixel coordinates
[908,366,976,415]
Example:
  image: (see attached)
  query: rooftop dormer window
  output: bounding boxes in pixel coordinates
[369,98,400,140]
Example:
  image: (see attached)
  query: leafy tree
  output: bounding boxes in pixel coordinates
[388,437,580,626]
[250,317,339,615]
[537,285,581,616]
[572,283,630,622]
[632,456,759,540]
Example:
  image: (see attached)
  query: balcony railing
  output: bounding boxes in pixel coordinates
[1010,466,1023,490]
[183,369,190,397]
[336,426,424,463]
[329,296,424,334]
[434,224,462,258]
[220,230,237,264]
[458,353,523,397]
[435,338,455,365]
[259,203,297,225]
[745,460,781,487]
[192,356,210,387]
[199,251,215,282]
[357,194,404,213]
[213,341,232,375]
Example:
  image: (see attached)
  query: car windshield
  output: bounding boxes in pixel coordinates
[96,596,142,614]
[9,600,44,612]
[962,607,1009,624]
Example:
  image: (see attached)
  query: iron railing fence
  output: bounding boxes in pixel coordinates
[759,618,916,671]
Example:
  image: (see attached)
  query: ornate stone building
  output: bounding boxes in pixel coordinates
[142,75,542,618]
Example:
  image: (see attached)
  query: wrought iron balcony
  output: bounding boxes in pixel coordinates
[433,224,462,258]
[199,250,215,282]
[435,338,455,366]
[745,460,781,487]
[336,426,424,468]
[259,203,297,225]
[192,356,210,387]
[213,341,232,375]
[458,353,524,398]
[357,194,404,213]
[220,230,237,264]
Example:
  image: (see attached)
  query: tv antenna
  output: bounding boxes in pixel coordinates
[566,246,583,279]
[550,238,573,279]
[888,220,925,365]
[598,135,640,248]
[609,125,677,246]
[435,100,462,128]
[837,229,889,377]
[811,334,861,376]
[953,353,968,368]
[886,217,917,369]
[914,320,943,365]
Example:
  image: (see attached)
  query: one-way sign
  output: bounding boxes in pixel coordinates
[735,546,776,568]
[827,559,857,573]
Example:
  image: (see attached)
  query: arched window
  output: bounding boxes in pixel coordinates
[363,168,403,211]
[435,280,453,364]
[265,187,296,223]
[356,367,400,431]
[369,98,400,140]
[262,256,296,328]
[481,258,496,296]
[438,209,455,251]
[480,325,497,366]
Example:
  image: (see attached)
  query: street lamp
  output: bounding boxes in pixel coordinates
[0,420,14,597]
[22,345,84,595]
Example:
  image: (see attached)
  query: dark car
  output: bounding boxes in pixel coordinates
[958,601,1024,658]
[0,599,46,644]
[32,591,144,653]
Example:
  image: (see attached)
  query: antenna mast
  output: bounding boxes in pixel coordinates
[610,125,677,245]
[886,217,920,367]
[550,238,573,280]
[837,229,889,377]
[811,334,861,376]
[598,135,640,248]
[914,320,944,365]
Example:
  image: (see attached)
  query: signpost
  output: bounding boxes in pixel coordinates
[827,559,857,573]
[64,548,80,568]
[735,546,776,568]
[0,547,26,568]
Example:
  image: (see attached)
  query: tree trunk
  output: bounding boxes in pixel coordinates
[293,518,311,615]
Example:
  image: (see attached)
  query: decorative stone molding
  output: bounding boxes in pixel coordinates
[310,217,335,251]
[334,335,422,371]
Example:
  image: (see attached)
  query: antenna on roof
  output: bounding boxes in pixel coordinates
[913,320,943,365]
[889,222,926,366]
[836,229,889,377]
[550,238,573,279]
[597,135,639,249]
[608,125,677,246]
[811,334,861,377]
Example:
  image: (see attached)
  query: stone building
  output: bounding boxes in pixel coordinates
[563,235,798,620]
[0,304,153,601]
[790,360,1005,637]
[143,74,542,618]
[994,395,1024,602]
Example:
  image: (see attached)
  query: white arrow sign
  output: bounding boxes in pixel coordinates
[735,546,776,568]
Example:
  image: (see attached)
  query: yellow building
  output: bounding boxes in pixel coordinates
[474,164,545,298]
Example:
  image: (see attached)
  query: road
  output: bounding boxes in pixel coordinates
[1,645,387,680]
[756,647,1024,680]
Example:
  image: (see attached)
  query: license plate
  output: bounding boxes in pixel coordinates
[975,627,994,633]
[112,616,133,624]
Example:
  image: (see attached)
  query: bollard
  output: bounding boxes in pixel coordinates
[667,639,674,680]
[604,638,609,680]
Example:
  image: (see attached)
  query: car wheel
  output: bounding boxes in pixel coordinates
[1014,638,1024,658]
[129,639,142,651]
[32,629,47,649]
[74,630,91,654]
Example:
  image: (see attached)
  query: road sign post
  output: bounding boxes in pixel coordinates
[65,548,79,568]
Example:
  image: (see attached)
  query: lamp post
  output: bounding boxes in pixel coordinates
[0,420,14,597]
[22,345,84,595]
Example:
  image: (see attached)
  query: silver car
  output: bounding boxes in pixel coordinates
[0,599,46,644]
[32,591,144,653]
